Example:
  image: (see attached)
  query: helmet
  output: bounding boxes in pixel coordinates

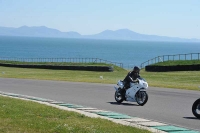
[133,66,140,72]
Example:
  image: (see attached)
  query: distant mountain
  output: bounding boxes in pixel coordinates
[0,26,199,42]
[0,26,81,38]
[83,29,200,42]
[83,29,144,40]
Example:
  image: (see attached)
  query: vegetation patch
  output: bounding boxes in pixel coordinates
[0,96,150,133]
[0,60,112,66]
[150,60,200,66]
[146,60,200,72]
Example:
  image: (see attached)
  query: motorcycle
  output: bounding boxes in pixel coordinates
[114,77,148,106]
[192,98,200,118]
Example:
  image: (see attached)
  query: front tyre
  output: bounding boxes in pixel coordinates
[192,98,200,119]
[114,91,124,103]
[135,91,148,106]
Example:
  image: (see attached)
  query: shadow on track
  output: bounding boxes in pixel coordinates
[107,102,139,106]
[183,117,200,120]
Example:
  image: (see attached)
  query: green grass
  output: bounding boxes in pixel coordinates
[140,70,200,90]
[150,60,200,66]
[0,65,126,83]
[0,96,150,133]
[142,60,200,90]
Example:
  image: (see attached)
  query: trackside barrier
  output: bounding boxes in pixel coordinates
[145,64,200,72]
[0,63,113,72]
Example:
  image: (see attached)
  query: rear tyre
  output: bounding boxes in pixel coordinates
[114,90,124,103]
[135,91,148,106]
[192,98,200,119]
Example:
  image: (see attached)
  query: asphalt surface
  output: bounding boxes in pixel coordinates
[0,78,200,131]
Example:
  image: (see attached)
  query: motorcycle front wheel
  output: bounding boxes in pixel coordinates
[114,91,124,103]
[135,91,148,106]
[192,98,200,119]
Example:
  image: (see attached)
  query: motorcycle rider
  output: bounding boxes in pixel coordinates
[120,66,140,99]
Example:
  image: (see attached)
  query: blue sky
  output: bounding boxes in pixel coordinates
[0,0,200,39]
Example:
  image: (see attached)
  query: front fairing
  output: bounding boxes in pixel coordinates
[117,80,124,88]
[130,77,148,89]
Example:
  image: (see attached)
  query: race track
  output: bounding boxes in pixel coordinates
[0,78,200,131]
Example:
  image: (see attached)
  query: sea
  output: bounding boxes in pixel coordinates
[0,36,200,69]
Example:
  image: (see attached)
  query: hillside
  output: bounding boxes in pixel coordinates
[0,26,199,42]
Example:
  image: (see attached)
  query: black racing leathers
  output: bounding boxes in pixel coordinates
[119,71,140,100]
[123,71,140,89]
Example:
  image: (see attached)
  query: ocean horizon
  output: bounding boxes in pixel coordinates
[0,36,200,69]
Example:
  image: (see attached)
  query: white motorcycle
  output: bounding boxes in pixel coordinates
[114,77,148,106]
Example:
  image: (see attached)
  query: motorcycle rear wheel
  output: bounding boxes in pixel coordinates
[135,91,148,106]
[114,90,124,103]
[192,98,200,119]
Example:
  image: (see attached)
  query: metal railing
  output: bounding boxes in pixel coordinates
[140,53,200,69]
[0,57,123,68]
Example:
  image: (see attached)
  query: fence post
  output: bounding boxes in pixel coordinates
[163,56,164,62]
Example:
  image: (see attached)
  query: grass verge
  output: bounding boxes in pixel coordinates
[140,70,200,90]
[0,96,150,133]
